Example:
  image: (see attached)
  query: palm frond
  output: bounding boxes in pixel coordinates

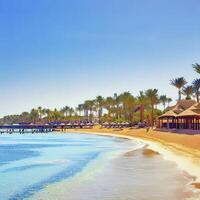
[193,63,200,74]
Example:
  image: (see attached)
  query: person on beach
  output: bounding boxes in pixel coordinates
[145,119,150,133]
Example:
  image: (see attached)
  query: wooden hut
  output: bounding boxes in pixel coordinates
[158,100,196,129]
[177,103,200,130]
[158,110,178,129]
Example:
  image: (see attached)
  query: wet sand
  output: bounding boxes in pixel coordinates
[59,126,200,188]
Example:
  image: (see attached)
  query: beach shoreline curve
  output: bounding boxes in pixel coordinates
[58,127,200,186]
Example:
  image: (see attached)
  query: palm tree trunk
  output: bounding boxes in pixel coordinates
[163,102,166,110]
[116,104,120,119]
[178,90,181,101]
[151,104,154,127]
[140,104,144,122]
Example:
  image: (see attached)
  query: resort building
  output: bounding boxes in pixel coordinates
[158,100,200,130]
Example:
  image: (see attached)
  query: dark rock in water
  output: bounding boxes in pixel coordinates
[191,182,200,189]
[143,148,159,157]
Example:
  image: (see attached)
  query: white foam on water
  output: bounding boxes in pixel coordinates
[34,159,69,165]
[83,132,200,199]
[132,138,200,200]
[93,132,200,181]
[139,139,200,180]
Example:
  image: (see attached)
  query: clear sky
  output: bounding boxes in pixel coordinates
[0,0,200,116]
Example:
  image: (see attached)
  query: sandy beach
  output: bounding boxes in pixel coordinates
[61,126,200,188]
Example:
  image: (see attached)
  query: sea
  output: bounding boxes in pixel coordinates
[0,132,199,200]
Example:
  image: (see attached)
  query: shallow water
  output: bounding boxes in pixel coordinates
[0,133,199,200]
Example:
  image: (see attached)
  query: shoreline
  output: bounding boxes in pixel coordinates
[59,127,200,187]
[28,133,195,200]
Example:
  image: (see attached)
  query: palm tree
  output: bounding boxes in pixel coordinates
[193,63,200,74]
[88,100,95,119]
[104,97,115,119]
[145,89,159,127]
[182,85,193,100]
[76,104,84,117]
[113,93,120,119]
[60,106,70,117]
[192,79,200,102]
[37,106,43,120]
[159,95,168,110]
[68,107,74,117]
[118,92,135,121]
[30,108,39,123]
[95,96,104,121]
[167,98,172,107]
[52,109,62,121]
[44,108,52,122]
[83,100,95,120]
[170,77,187,101]
[83,100,90,119]
[137,91,146,122]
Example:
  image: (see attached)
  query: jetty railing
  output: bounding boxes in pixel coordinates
[0,122,94,134]
[0,124,54,134]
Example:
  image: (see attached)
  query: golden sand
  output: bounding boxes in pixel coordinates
[62,126,200,154]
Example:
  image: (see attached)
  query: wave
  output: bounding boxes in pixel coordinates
[131,138,200,200]
[3,159,69,173]
[8,152,100,200]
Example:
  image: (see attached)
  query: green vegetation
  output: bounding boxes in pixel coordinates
[182,86,193,100]
[171,63,200,102]
[1,62,199,125]
[0,90,172,126]
[170,77,187,100]
[193,63,200,74]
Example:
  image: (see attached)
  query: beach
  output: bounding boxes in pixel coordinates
[2,0,200,199]
[1,131,200,199]
[25,131,199,200]
[63,126,200,187]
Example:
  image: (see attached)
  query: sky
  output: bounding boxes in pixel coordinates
[0,0,200,116]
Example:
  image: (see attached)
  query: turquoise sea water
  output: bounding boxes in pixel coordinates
[0,133,199,200]
[0,133,137,200]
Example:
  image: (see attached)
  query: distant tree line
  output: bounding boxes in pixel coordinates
[0,90,172,126]
[1,62,199,126]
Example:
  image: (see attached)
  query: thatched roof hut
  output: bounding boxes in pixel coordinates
[159,100,196,118]
[158,100,200,130]
[178,103,200,117]
[159,110,177,118]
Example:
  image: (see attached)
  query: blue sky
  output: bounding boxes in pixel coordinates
[0,0,200,116]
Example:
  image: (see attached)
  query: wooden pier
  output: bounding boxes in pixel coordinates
[0,122,94,134]
[0,124,54,134]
